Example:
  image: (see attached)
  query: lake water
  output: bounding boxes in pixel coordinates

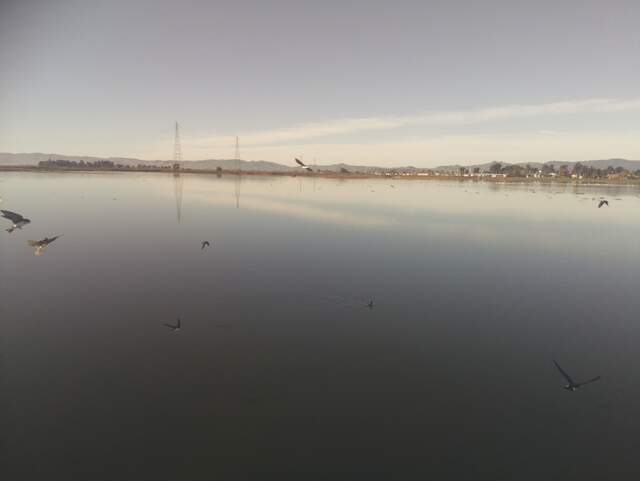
[1,171,640,480]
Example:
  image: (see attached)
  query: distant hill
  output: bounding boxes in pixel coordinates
[1,152,639,173]
[171,158,293,172]
[312,163,422,174]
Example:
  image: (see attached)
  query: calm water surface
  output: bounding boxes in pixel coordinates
[1,172,640,480]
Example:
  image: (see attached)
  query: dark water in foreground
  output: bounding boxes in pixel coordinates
[1,172,640,480]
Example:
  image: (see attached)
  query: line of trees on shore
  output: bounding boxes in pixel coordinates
[34,158,640,179]
[39,159,118,169]
[456,162,640,179]
[37,159,177,170]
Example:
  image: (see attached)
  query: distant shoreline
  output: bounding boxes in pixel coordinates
[1,165,640,185]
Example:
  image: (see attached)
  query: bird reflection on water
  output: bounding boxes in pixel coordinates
[27,236,61,256]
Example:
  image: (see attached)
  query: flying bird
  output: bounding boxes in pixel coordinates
[598,200,609,208]
[295,158,313,171]
[553,359,601,392]
[201,240,211,250]
[27,236,61,248]
[163,317,181,332]
[1,210,31,233]
[27,236,61,255]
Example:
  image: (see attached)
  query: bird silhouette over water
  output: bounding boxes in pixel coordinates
[1,210,31,233]
[295,158,313,171]
[553,360,601,391]
[27,236,61,255]
[201,240,211,250]
[163,318,181,332]
[598,200,609,208]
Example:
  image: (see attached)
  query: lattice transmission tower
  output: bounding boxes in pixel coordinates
[173,121,182,164]
[172,121,184,222]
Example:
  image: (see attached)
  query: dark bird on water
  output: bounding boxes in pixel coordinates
[367,299,374,309]
[27,236,61,255]
[163,318,181,332]
[598,200,609,208]
[1,210,31,233]
[295,158,313,171]
[553,359,601,391]
[201,240,211,250]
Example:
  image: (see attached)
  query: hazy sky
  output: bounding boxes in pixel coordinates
[1,0,639,166]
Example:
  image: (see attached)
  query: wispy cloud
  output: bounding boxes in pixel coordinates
[181,97,640,149]
[133,97,640,164]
